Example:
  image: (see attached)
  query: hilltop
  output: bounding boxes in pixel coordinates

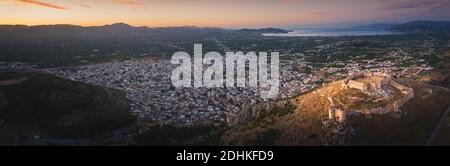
[221,77,449,145]
[0,73,135,145]
[134,77,450,146]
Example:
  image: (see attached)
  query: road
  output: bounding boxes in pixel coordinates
[426,105,450,146]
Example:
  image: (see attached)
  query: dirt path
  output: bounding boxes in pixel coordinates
[426,105,450,146]
[0,77,28,86]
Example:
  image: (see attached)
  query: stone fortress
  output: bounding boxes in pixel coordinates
[342,72,390,93]
[328,72,414,123]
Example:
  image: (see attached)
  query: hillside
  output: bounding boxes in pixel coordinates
[134,78,450,146]
[0,73,135,145]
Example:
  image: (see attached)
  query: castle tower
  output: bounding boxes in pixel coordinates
[328,108,336,120]
[336,109,347,123]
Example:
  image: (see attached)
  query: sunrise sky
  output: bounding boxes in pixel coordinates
[1,0,449,28]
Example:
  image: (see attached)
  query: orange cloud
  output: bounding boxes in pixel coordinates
[308,11,331,17]
[16,0,68,10]
[71,1,90,8]
[113,0,142,7]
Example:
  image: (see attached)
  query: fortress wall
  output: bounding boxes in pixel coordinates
[389,80,408,91]
[330,73,415,122]
[347,80,366,91]
[346,73,361,81]
[348,81,414,116]
[364,72,388,78]
[389,79,414,112]
[392,89,414,111]
[343,72,390,92]
[380,77,390,86]
[330,105,392,123]
[343,72,365,83]
[369,77,390,90]
[340,80,347,89]
[353,106,392,115]
[415,68,424,75]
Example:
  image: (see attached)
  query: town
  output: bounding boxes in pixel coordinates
[42,35,442,127]
[170,44,280,99]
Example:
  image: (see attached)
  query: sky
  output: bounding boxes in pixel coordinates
[0,0,449,28]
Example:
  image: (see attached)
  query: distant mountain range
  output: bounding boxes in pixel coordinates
[1,20,449,38]
[0,23,291,68]
[350,23,398,30]
[0,23,228,38]
[0,23,289,38]
[350,21,450,32]
[235,28,291,34]
[389,21,450,32]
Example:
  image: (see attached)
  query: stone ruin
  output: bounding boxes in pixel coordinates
[328,72,414,123]
[341,72,390,93]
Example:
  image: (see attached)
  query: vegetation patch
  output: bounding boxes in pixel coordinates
[0,73,135,139]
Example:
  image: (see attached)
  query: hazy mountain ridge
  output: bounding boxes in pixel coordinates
[389,21,450,32]
[350,23,398,30]
[334,21,450,32]
[0,23,290,38]
[235,28,291,34]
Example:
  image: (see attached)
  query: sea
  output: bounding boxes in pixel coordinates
[263,29,403,37]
